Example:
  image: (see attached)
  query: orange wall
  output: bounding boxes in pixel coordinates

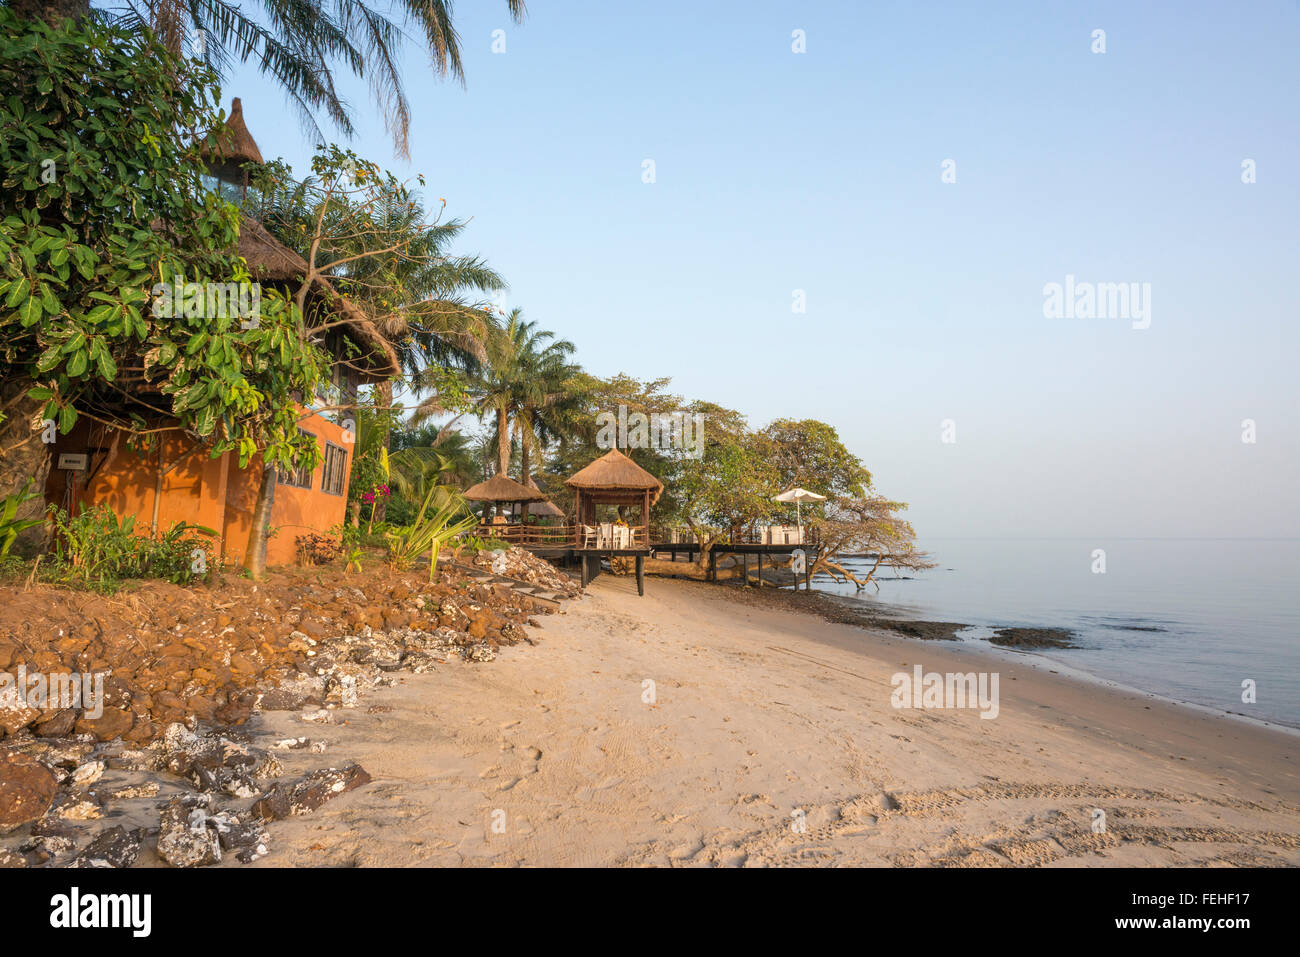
[46,410,352,569]
[221,411,352,567]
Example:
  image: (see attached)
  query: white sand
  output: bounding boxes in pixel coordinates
[244,575,1300,867]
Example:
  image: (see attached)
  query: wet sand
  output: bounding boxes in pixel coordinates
[243,575,1300,867]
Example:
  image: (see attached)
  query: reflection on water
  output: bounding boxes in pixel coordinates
[818,538,1300,728]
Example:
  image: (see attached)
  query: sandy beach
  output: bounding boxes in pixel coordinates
[241,576,1300,867]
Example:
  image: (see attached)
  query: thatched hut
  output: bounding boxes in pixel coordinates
[197,98,264,186]
[564,448,662,535]
[512,477,564,520]
[528,498,564,519]
[234,219,399,385]
[464,472,550,521]
[199,101,400,386]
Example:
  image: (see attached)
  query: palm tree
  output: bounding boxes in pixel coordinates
[6,0,528,158]
[390,425,478,491]
[439,309,578,482]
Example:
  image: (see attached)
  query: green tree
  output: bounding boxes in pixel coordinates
[446,309,578,481]
[666,403,778,567]
[807,494,935,589]
[0,12,326,559]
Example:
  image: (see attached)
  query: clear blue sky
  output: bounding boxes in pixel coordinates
[230,0,1299,540]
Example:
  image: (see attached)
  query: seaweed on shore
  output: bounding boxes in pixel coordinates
[989,627,1076,649]
[873,619,968,641]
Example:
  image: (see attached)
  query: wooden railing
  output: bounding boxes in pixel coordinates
[472,523,579,547]
[648,525,820,548]
[468,522,817,550]
[471,523,650,549]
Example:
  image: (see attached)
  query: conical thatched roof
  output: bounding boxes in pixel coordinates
[528,499,564,518]
[565,448,663,504]
[199,98,264,182]
[464,472,550,503]
[521,477,564,516]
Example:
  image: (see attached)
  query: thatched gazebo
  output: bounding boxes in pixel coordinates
[518,478,564,520]
[464,472,549,523]
[562,449,661,593]
[564,448,663,542]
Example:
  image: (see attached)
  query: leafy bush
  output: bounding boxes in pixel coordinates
[385,486,477,580]
[48,504,214,591]
[0,479,46,557]
[0,10,326,489]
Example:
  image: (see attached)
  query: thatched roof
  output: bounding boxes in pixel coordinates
[518,477,563,516]
[235,218,400,382]
[236,218,306,282]
[199,98,264,182]
[528,499,565,518]
[565,448,663,504]
[464,472,550,504]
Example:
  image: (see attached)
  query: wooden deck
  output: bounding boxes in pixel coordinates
[473,524,820,594]
[473,523,650,593]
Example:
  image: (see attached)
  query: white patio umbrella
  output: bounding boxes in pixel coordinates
[773,486,826,528]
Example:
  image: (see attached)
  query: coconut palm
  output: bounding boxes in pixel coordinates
[432,309,578,482]
[5,0,527,158]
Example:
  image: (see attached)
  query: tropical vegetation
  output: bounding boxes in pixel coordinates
[0,5,926,593]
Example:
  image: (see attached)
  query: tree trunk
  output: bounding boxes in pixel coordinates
[496,404,510,476]
[243,464,277,579]
[0,390,52,555]
[373,379,394,523]
[519,435,530,487]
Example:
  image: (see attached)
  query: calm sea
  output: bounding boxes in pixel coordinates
[822,538,1300,729]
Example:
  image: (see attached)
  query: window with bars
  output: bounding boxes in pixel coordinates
[321,442,348,497]
[276,430,316,489]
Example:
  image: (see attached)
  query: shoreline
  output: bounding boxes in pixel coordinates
[243,574,1298,867]
[694,577,1300,736]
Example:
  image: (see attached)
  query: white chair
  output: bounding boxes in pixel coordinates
[581,524,598,549]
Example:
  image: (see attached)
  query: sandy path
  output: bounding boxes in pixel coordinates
[244,575,1300,867]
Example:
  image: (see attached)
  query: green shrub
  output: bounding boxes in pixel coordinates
[48,504,214,591]
[0,479,45,557]
[385,486,477,580]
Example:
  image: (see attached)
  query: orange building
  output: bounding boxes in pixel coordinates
[42,100,399,568]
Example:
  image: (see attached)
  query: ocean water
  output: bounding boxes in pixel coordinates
[819,538,1300,729]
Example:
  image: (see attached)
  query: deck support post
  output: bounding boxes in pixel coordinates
[757,551,763,587]
[635,555,644,596]
[582,553,602,588]
[708,549,716,582]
